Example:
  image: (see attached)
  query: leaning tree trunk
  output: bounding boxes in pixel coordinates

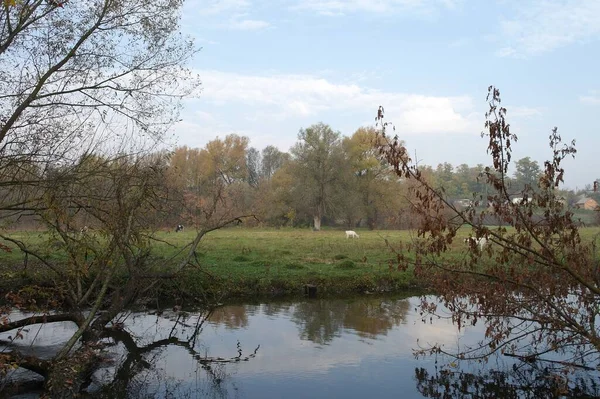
[44,345,102,398]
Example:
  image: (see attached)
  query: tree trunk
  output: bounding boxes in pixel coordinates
[44,345,101,398]
[313,215,321,231]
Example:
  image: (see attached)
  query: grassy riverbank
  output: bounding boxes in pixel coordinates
[2,227,600,300]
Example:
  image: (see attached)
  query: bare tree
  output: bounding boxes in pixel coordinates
[0,150,254,395]
[0,0,200,218]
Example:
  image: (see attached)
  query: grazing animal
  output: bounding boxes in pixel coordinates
[80,226,89,234]
[175,224,184,233]
[511,197,532,205]
[345,230,359,239]
[464,237,488,250]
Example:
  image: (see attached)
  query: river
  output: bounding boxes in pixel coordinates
[2,294,600,398]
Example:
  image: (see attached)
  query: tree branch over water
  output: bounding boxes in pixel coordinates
[376,86,600,369]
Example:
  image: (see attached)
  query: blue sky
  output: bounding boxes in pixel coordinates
[172,0,600,190]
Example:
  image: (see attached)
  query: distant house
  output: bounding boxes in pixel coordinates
[574,197,599,210]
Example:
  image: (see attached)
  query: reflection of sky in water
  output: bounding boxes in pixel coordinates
[0,310,80,360]
[96,296,491,398]
[4,296,595,398]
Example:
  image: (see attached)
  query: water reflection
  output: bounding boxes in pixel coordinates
[210,305,250,329]
[208,297,411,345]
[88,295,449,398]
[289,297,410,344]
[415,364,600,398]
[3,295,600,398]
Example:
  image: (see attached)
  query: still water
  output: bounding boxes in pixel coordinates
[3,295,600,398]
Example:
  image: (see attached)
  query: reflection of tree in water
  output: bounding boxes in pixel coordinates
[343,299,409,339]
[291,300,346,344]
[290,297,410,345]
[209,305,250,329]
[207,303,297,330]
[94,355,233,399]
[90,311,257,398]
[261,302,293,317]
[415,364,600,399]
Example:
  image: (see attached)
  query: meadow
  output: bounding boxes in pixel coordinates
[2,226,600,299]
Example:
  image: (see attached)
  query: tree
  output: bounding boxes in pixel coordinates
[342,126,396,229]
[169,137,254,232]
[0,0,258,395]
[290,123,345,230]
[1,150,255,396]
[376,87,599,376]
[261,145,288,180]
[246,147,261,187]
[513,157,542,192]
[434,162,459,198]
[198,135,249,186]
[0,0,199,213]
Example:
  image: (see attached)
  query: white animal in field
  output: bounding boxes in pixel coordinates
[345,230,359,239]
[512,197,532,205]
[464,236,488,250]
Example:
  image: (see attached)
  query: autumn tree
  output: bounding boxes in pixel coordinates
[342,126,397,229]
[376,87,599,375]
[165,136,254,232]
[201,134,249,185]
[252,159,300,227]
[1,148,255,395]
[168,146,205,192]
[0,154,178,392]
[289,123,345,230]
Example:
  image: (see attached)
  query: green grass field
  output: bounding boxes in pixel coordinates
[2,226,600,299]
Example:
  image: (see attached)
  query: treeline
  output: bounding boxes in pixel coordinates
[141,124,598,230]
[5,123,594,232]
[167,124,410,229]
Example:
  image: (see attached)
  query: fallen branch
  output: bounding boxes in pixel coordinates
[0,313,84,334]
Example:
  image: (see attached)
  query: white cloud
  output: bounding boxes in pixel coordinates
[496,0,600,57]
[192,69,479,135]
[291,0,462,16]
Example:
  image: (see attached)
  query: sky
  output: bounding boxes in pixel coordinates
[172,0,600,190]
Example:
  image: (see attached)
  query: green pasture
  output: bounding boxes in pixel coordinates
[2,226,600,298]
